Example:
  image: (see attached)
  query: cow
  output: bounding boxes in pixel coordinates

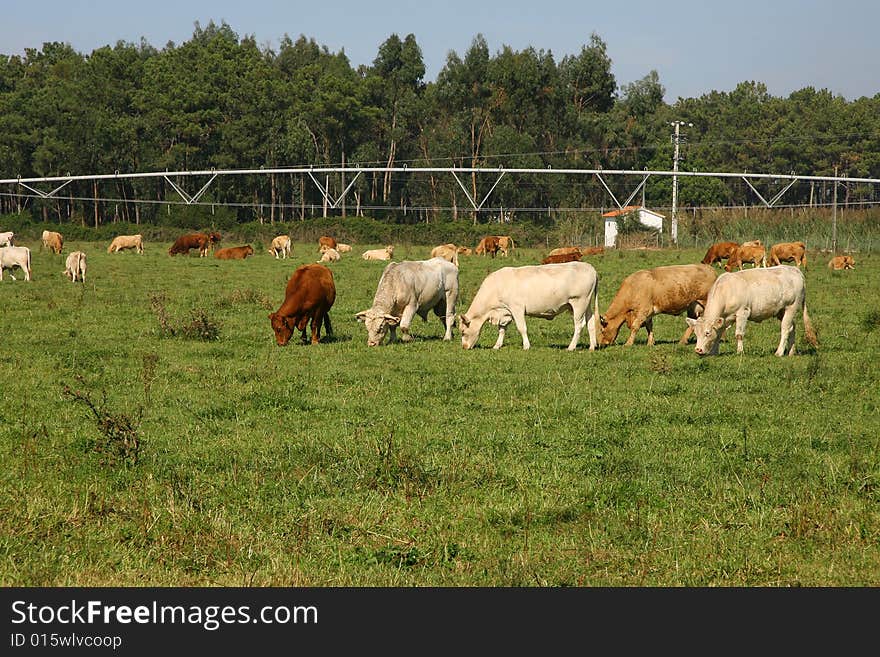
[547,246,582,258]
[769,241,807,269]
[355,257,459,346]
[496,235,515,257]
[458,261,599,351]
[318,248,340,263]
[41,230,63,254]
[701,241,740,266]
[362,245,394,261]
[598,264,717,347]
[541,251,582,265]
[270,235,292,259]
[475,235,500,257]
[828,255,855,270]
[64,251,87,283]
[430,243,459,267]
[206,232,222,252]
[580,246,605,256]
[108,234,144,254]
[741,240,763,247]
[269,264,336,346]
[169,232,211,256]
[456,246,473,256]
[0,231,14,247]
[214,245,254,260]
[318,236,337,252]
[725,244,767,271]
[686,265,818,357]
[0,245,32,281]
[336,243,352,253]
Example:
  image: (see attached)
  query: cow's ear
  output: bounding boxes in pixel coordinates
[268,312,275,321]
[685,317,697,327]
[355,310,368,322]
[599,315,608,327]
[713,317,724,329]
[384,314,400,326]
[459,314,470,327]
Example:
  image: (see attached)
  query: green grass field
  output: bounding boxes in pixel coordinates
[1,238,878,586]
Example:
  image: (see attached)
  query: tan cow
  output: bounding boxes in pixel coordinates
[0,231,14,247]
[41,230,64,254]
[430,243,459,267]
[336,243,352,253]
[768,241,807,269]
[741,240,763,247]
[362,245,394,261]
[580,246,605,256]
[599,264,717,347]
[456,246,473,256]
[64,251,87,283]
[270,235,292,259]
[827,255,855,270]
[725,244,767,271]
[318,248,340,263]
[108,234,144,254]
[701,241,740,266]
[547,246,582,258]
[496,235,515,257]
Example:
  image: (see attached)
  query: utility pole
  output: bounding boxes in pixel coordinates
[670,120,692,245]
[832,165,838,253]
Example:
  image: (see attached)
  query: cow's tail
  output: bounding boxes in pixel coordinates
[25,247,32,281]
[802,303,818,348]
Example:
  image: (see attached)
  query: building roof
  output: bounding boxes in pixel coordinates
[601,205,665,219]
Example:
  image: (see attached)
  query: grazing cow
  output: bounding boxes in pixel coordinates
[701,241,740,266]
[458,261,599,351]
[270,235,292,259]
[686,265,818,357]
[362,245,394,261]
[107,234,144,254]
[725,244,767,271]
[475,235,500,257]
[547,246,582,258]
[430,243,459,267]
[741,240,763,247]
[496,235,515,257]
[0,245,32,281]
[64,251,87,283]
[541,251,582,265]
[318,248,340,263]
[0,231,14,247]
[769,241,807,269]
[827,255,855,270]
[456,246,473,256]
[169,232,211,256]
[598,264,717,347]
[336,243,352,253]
[41,230,64,254]
[214,245,254,260]
[355,257,459,346]
[318,236,337,252]
[269,264,336,346]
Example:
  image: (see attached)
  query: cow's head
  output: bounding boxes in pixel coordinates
[458,314,480,349]
[687,316,725,356]
[269,312,295,346]
[355,309,399,346]
[597,314,618,347]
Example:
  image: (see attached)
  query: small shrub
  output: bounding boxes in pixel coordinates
[861,309,880,333]
[149,293,221,340]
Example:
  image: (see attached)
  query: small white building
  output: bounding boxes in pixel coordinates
[602,205,665,247]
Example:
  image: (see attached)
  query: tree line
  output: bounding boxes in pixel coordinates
[1,20,878,229]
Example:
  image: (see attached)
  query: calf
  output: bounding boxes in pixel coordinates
[318,248,340,263]
[541,251,582,265]
[547,246,582,257]
[725,244,767,271]
[827,255,855,270]
[769,241,807,269]
[336,243,352,253]
[0,231,14,247]
[269,264,336,346]
[270,235,292,259]
[214,245,254,260]
[64,251,87,283]
[456,246,473,256]
[42,230,64,254]
[599,264,717,347]
[362,245,394,261]
[0,245,32,281]
[701,241,739,266]
[430,243,459,267]
[496,235,515,257]
[108,234,144,254]
[475,235,500,257]
[687,265,818,356]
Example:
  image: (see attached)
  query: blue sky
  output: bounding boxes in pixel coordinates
[2,0,877,102]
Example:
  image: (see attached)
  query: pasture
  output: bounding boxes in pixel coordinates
[1,237,878,586]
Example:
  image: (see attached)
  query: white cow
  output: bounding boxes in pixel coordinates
[336,243,352,253]
[355,257,459,346]
[0,231,14,247]
[362,245,394,261]
[458,261,599,351]
[0,245,32,281]
[686,265,818,356]
[64,251,87,282]
[270,235,292,259]
[318,247,340,263]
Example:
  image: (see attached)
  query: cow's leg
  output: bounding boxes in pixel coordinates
[624,314,642,346]
[398,305,418,342]
[734,311,750,354]
[511,309,530,350]
[645,317,655,346]
[432,301,453,340]
[567,302,586,351]
[777,306,797,356]
[493,323,508,349]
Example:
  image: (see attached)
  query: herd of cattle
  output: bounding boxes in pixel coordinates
[0,228,857,356]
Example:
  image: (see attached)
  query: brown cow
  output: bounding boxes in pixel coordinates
[214,245,255,260]
[475,235,500,257]
[547,246,581,258]
[768,241,807,269]
[169,232,210,256]
[496,235,515,257]
[828,255,855,270]
[41,230,64,254]
[318,236,337,252]
[725,244,767,271]
[701,241,739,266]
[207,232,222,251]
[580,246,605,256]
[269,264,336,346]
[599,264,718,347]
[541,251,582,265]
